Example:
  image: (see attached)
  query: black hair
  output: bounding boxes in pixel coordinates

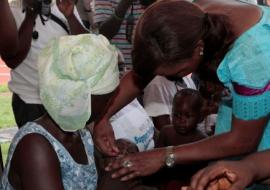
[132,0,233,79]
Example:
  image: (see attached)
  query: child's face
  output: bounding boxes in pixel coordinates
[172,99,200,134]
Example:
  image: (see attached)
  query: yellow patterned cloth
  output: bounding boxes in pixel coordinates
[38,34,119,131]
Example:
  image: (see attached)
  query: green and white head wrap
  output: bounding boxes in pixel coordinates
[38,34,119,132]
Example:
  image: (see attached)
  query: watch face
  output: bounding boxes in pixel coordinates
[166,154,175,168]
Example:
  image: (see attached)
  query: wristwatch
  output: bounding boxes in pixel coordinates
[165,146,175,168]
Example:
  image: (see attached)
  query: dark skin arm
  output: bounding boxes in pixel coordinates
[0,0,18,57]
[190,150,270,190]
[97,0,133,40]
[4,0,87,69]
[11,134,64,190]
[3,7,37,69]
[93,71,153,156]
[105,115,269,181]
[56,0,88,34]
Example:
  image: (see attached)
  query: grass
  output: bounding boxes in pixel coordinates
[0,84,15,129]
[0,85,9,93]
[1,143,10,165]
[0,84,14,165]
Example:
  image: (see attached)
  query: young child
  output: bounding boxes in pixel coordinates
[153,89,208,190]
[156,88,207,147]
[96,139,157,190]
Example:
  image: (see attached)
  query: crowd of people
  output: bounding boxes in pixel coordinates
[1,0,270,189]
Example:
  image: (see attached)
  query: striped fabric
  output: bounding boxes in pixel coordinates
[94,0,145,71]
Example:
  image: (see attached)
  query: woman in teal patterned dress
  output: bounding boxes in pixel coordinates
[1,34,120,189]
[92,0,270,188]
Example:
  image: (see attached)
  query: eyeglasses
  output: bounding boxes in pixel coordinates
[126,3,134,44]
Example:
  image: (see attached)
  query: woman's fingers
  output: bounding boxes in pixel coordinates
[197,168,227,189]
[96,137,117,156]
[106,135,120,155]
[227,182,244,190]
[93,121,119,156]
[105,155,142,180]
[120,171,141,181]
[190,168,205,189]
[111,165,133,178]
[191,163,233,190]
[105,156,123,171]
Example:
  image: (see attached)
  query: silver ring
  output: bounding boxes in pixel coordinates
[122,160,133,168]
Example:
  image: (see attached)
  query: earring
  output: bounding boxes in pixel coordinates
[199,47,204,56]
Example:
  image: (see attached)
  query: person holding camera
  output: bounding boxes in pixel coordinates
[3,0,88,128]
[0,0,18,58]
[94,0,156,76]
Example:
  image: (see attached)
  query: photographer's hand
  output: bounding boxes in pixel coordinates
[57,0,88,34]
[57,0,74,18]
[25,7,38,19]
[23,0,38,19]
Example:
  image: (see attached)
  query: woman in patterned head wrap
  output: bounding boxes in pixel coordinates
[1,33,119,190]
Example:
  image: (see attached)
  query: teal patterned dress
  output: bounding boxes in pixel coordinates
[1,122,98,190]
[215,5,270,190]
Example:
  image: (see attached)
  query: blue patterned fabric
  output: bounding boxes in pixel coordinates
[1,122,97,190]
[194,2,270,189]
[217,5,270,120]
[215,6,270,189]
[215,5,270,153]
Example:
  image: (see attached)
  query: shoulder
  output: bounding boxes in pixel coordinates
[156,125,174,147]
[15,133,59,168]
[11,133,64,189]
[160,125,175,135]
[217,12,270,89]
[200,0,261,35]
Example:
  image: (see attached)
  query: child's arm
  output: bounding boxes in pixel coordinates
[155,127,167,148]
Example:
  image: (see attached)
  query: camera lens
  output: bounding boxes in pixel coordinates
[41,0,51,16]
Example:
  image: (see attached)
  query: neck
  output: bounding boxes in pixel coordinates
[37,114,78,140]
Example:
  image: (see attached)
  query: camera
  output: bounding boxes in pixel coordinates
[23,0,52,16]
[36,0,52,16]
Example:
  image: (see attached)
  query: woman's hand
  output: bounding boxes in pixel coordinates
[190,160,256,190]
[56,0,74,18]
[105,148,166,181]
[93,117,119,156]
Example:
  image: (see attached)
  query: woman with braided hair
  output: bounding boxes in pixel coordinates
[93,0,270,188]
